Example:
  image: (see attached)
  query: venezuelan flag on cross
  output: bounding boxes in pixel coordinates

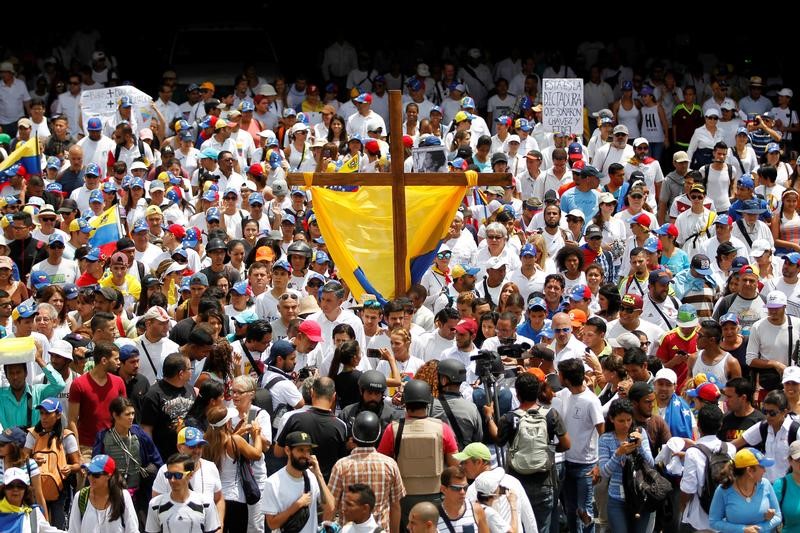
[88,205,123,257]
[304,171,477,303]
[0,136,41,175]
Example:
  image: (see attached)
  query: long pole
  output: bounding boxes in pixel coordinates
[388,90,407,298]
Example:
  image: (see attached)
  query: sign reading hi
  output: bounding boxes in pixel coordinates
[542,78,583,136]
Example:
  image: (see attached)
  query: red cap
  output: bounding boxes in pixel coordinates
[166,223,186,240]
[454,318,478,335]
[527,367,546,383]
[248,163,264,177]
[621,293,644,310]
[365,139,380,155]
[15,166,27,178]
[402,135,414,149]
[298,320,323,342]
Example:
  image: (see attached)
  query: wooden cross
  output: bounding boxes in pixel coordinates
[287,90,511,297]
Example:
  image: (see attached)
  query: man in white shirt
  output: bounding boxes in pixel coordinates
[54,74,83,137]
[413,307,458,362]
[346,93,385,138]
[76,118,116,173]
[30,234,79,287]
[548,312,588,364]
[0,61,30,136]
[69,162,102,214]
[593,125,635,177]
[746,291,800,392]
[776,253,800,317]
[607,293,665,355]
[135,306,179,384]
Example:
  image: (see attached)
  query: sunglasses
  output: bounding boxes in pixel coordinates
[5,483,26,490]
[629,193,644,199]
[437,252,452,259]
[620,306,638,314]
[706,116,719,121]
[689,195,704,200]
[88,472,107,479]
[554,327,572,334]
[279,293,299,301]
[164,471,191,480]
[763,409,780,417]
[448,484,468,492]
[363,300,382,309]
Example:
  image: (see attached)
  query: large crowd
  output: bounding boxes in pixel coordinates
[0,35,798,533]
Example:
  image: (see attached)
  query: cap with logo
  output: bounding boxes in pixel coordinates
[687,382,721,402]
[767,290,788,309]
[285,431,317,448]
[676,304,699,328]
[734,447,774,469]
[691,254,713,276]
[178,426,208,447]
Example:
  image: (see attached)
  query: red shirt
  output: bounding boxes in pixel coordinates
[656,328,699,391]
[69,372,127,446]
[75,271,99,287]
[377,417,458,457]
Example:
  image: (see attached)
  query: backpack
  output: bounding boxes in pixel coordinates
[507,407,552,475]
[30,428,72,501]
[78,486,125,528]
[694,443,733,514]
[393,417,444,495]
[757,419,800,453]
[622,451,672,513]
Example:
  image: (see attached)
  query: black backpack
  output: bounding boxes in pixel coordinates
[694,443,732,513]
[757,419,800,453]
[622,451,673,513]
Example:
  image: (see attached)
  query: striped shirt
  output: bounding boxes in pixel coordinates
[437,501,475,533]
[328,447,406,531]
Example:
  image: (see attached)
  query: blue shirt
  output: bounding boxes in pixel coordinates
[660,249,690,276]
[560,188,599,229]
[773,475,800,533]
[710,478,782,533]
[599,429,654,500]
[517,319,552,343]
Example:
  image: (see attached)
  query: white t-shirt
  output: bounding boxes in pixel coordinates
[263,467,321,533]
[30,258,80,286]
[69,484,138,533]
[552,388,604,464]
[145,490,220,533]
[376,355,425,381]
[151,458,222,500]
[135,335,181,384]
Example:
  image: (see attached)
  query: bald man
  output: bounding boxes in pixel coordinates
[408,502,439,533]
[550,312,588,365]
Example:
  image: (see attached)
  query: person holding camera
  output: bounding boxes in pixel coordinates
[431,359,483,450]
[598,397,656,533]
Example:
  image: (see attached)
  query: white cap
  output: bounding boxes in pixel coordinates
[242,180,257,191]
[290,122,308,134]
[609,332,641,350]
[567,209,585,220]
[505,134,521,145]
[720,98,737,110]
[705,108,721,117]
[474,467,504,496]
[750,238,774,258]
[3,467,29,486]
[48,339,74,361]
[784,366,800,384]
[779,88,794,98]
[485,256,508,270]
[767,290,788,309]
[130,161,148,171]
[257,84,277,97]
[632,137,649,147]
[654,368,677,385]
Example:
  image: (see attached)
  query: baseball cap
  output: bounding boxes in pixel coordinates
[687,382,721,402]
[676,303,699,328]
[783,366,800,384]
[654,223,678,238]
[30,271,50,290]
[14,300,38,319]
[298,320,324,342]
[473,467,505,497]
[609,331,642,350]
[673,151,689,163]
[737,175,755,189]
[719,312,739,325]
[613,124,629,135]
[118,345,140,362]
[142,306,170,322]
[527,297,547,311]
[285,431,317,448]
[452,442,491,462]
[178,426,208,447]
[734,447,774,469]
[568,309,587,327]
[83,454,116,475]
[190,273,209,287]
[620,293,643,310]
[269,339,295,363]
[691,254,713,276]
[451,264,479,279]
[35,397,62,413]
[654,368,677,385]
[643,237,660,253]
[569,285,592,302]
[87,117,103,131]
[454,318,478,336]
[48,339,73,361]
[649,269,672,285]
[767,290,788,309]
[628,212,651,227]
[3,467,29,486]
[232,310,259,325]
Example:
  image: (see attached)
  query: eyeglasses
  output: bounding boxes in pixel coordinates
[486,235,503,240]
[614,133,627,137]
[164,471,191,480]
[448,484,468,492]
[89,472,107,479]
[629,193,644,200]
[706,116,719,121]
[619,306,637,314]
[40,217,56,223]
[689,195,704,200]
[231,389,254,395]
[307,281,323,288]
[436,252,452,259]
[279,293,299,301]
[763,409,780,417]
[554,327,572,334]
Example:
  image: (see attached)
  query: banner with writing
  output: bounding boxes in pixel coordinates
[79,85,154,135]
[542,78,583,136]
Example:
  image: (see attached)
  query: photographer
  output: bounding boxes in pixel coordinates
[432,359,483,450]
[481,312,534,357]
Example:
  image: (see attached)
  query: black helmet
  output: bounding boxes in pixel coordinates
[352,411,381,444]
[206,238,227,252]
[402,379,432,405]
[358,370,387,392]
[287,241,313,258]
[437,359,467,383]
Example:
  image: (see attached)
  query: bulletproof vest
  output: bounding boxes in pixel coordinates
[393,417,444,495]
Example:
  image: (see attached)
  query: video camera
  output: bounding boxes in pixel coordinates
[470,350,504,379]
[496,342,532,360]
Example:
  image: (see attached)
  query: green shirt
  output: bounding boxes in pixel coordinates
[0,364,65,428]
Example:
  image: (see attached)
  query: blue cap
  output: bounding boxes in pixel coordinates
[186,83,200,92]
[520,96,532,110]
[132,219,148,233]
[622,80,633,91]
[520,243,537,257]
[89,190,103,204]
[737,175,755,188]
[430,105,443,115]
[282,213,296,225]
[272,258,291,272]
[736,126,750,137]
[732,257,750,270]
[307,271,327,284]
[179,276,191,292]
[45,182,63,194]
[199,116,212,129]
[720,312,740,325]
[231,280,250,296]
[283,107,297,117]
[15,300,38,318]
[102,181,118,193]
[30,271,50,290]
[264,136,279,147]
[85,163,101,176]
[461,96,476,109]
[570,285,592,301]
[0,427,28,445]
[84,454,115,475]
[540,326,554,339]
[643,236,659,253]
[118,95,132,108]
[223,186,239,198]
[172,247,189,261]
[190,273,208,287]
[407,78,423,92]
[85,247,102,261]
[738,199,765,214]
[178,426,208,447]
[420,135,442,147]
[785,253,800,265]
[767,142,781,153]
[165,189,181,204]
[314,251,330,264]
[183,228,199,248]
[527,297,547,311]
[240,100,255,113]
[63,283,79,300]
[269,339,295,363]
[48,233,66,246]
[206,207,221,221]
[516,118,532,131]
[168,173,182,186]
[35,397,62,413]
[87,117,102,131]
[119,344,140,362]
[200,148,219,160]
[202,190,217,202]
[248,192,264,206]
[46,157,61,170]
[233,309,259,325]
[349,133,363,145]
[268,150,282,169]
[178,131,193,142]
[130,177,145,190]
[3,196,17,206]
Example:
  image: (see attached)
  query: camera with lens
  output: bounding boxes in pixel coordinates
[496,342,532,359]
[297,366,316,381]
[470,350,504,379]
